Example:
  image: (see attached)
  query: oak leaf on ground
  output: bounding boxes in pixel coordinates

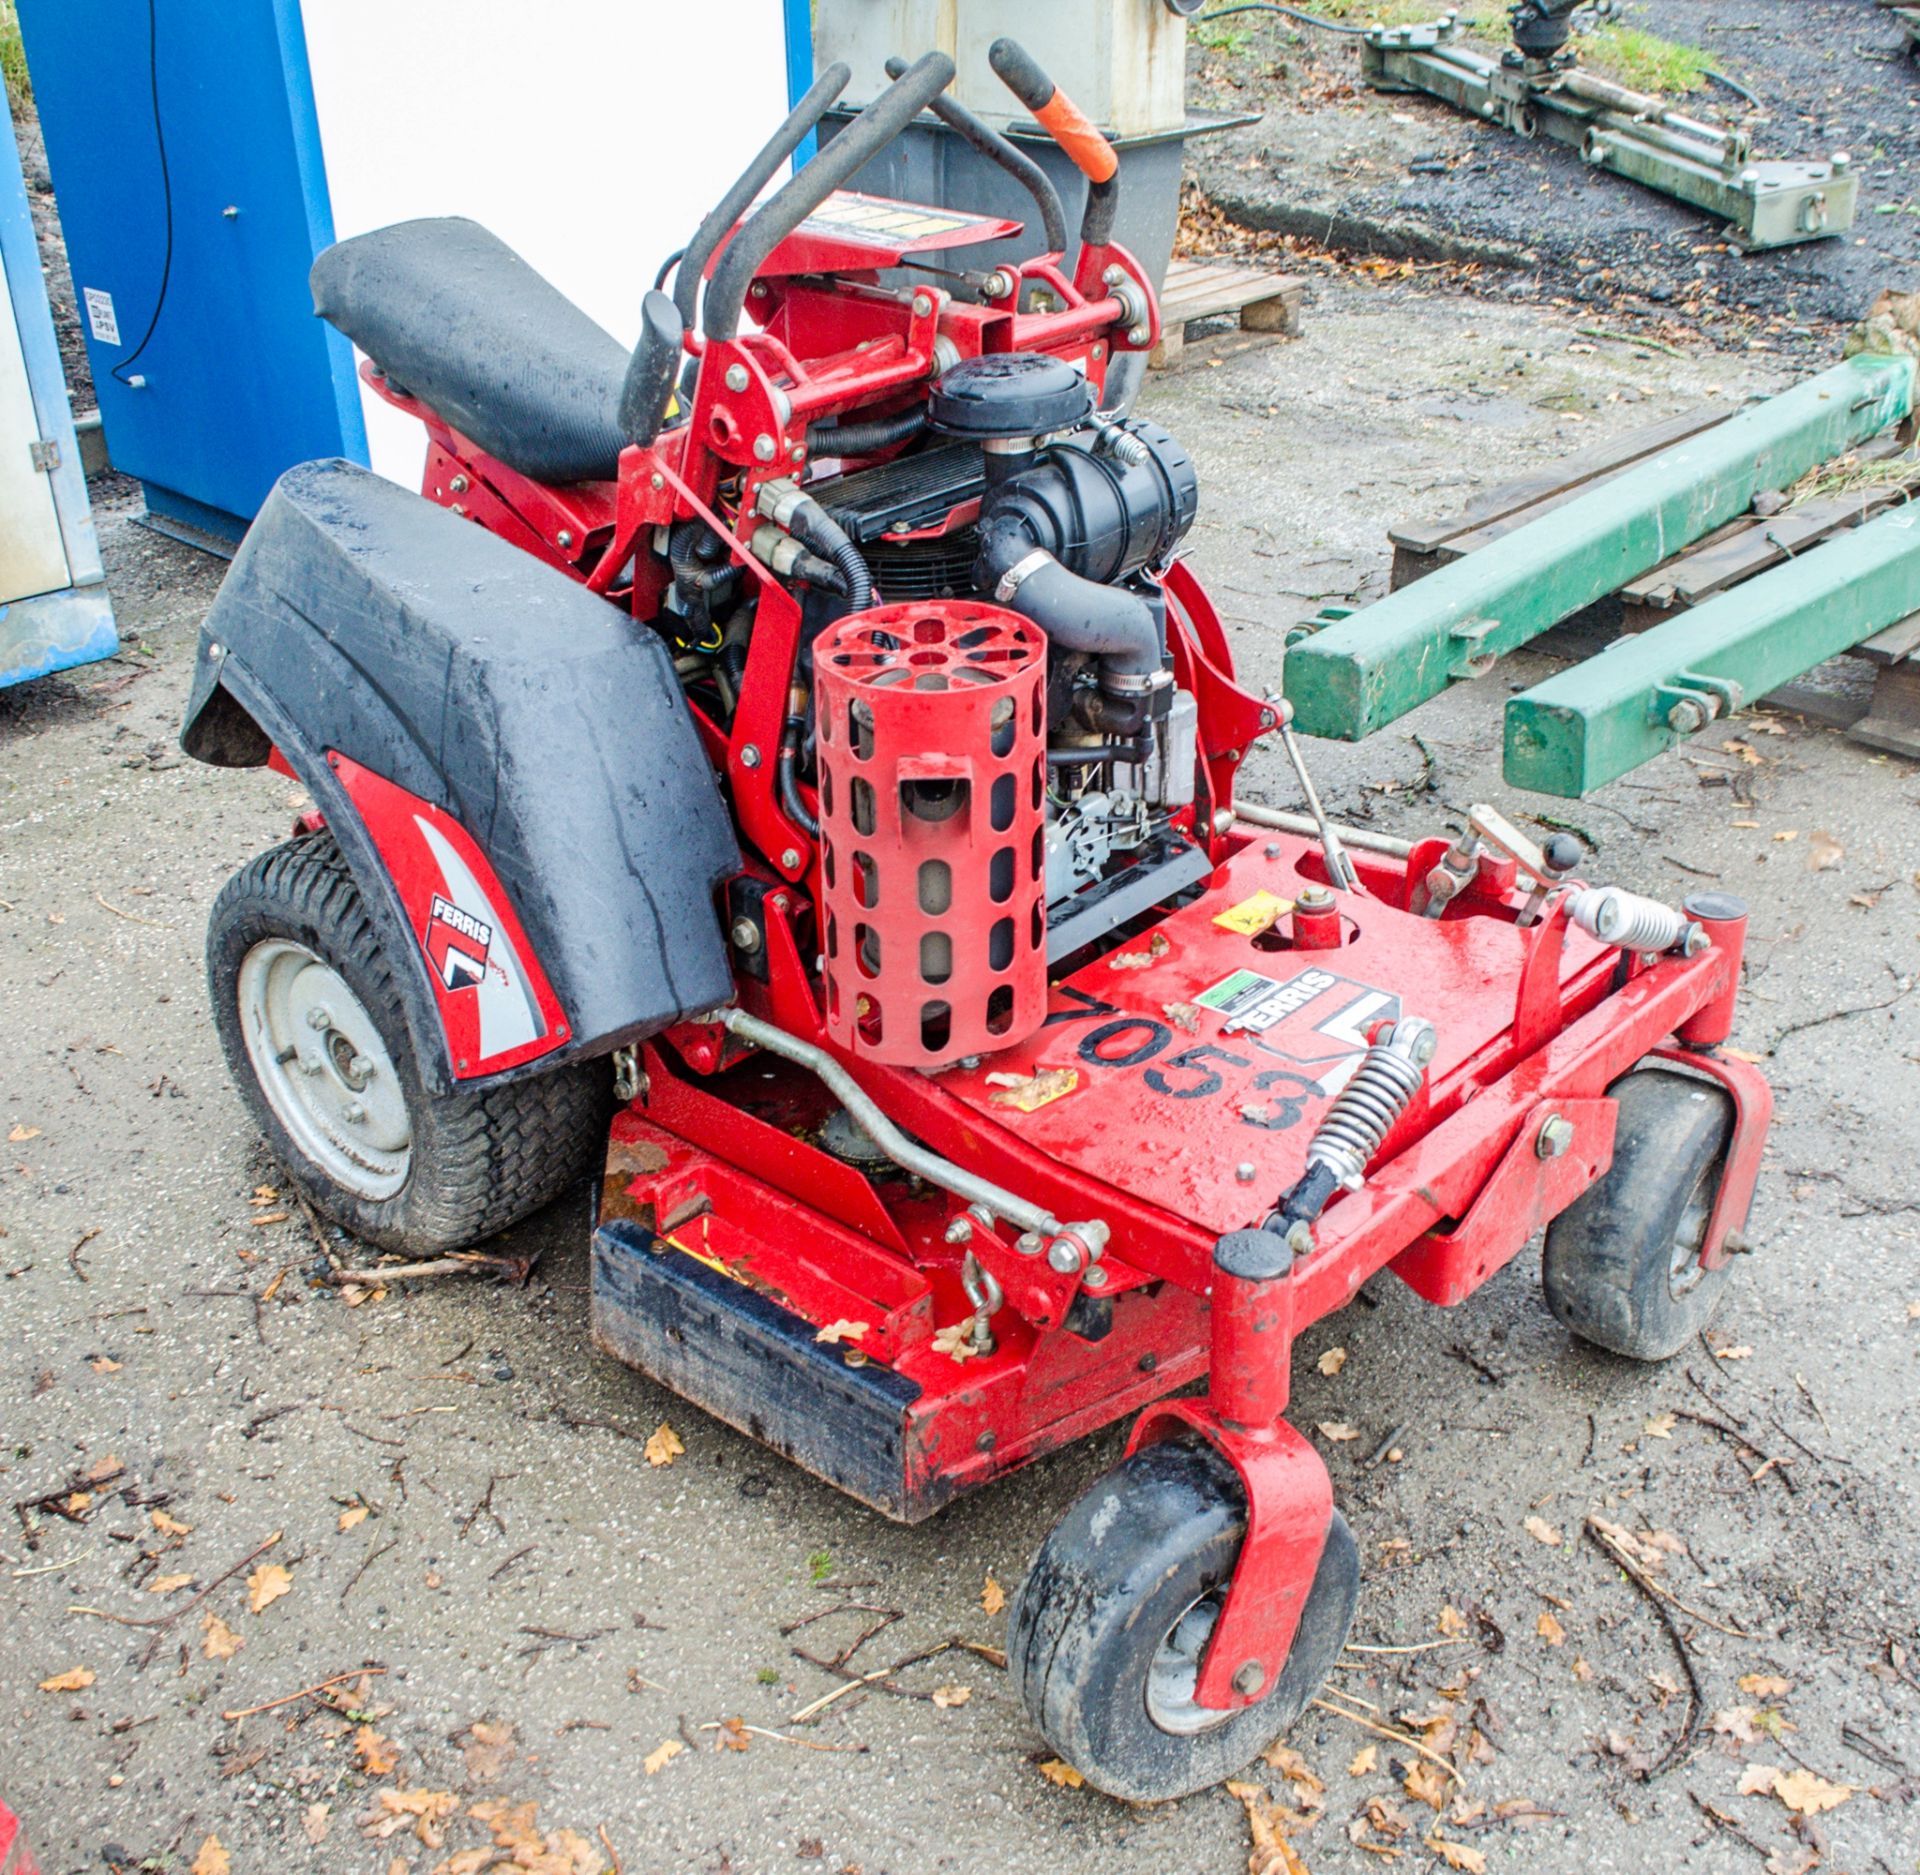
[247,1561,293,1613]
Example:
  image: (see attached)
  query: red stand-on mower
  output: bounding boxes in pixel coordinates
[182,45,1771,1799]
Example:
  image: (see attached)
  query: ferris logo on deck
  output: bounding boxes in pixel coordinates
[424,894,493,992]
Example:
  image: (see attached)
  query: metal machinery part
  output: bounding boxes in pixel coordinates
[813,601,1049,1065]
[1359,11,1856,252]
[236,938,412,1199]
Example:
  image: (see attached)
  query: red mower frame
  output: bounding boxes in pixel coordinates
[247,41,1771,1775]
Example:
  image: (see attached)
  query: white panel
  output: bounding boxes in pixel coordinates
[298,1,791,487]
[0,246,71,604]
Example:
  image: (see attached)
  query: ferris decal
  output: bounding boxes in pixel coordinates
[425,893,493,992]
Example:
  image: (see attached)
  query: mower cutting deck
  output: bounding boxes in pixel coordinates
[181,38,1772,1802]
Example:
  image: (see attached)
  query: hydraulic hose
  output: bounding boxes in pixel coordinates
[673,61,852,333]
[974,511,1159,677]
[755,480,873,611]
[804,406,928,458]
[707,53,956,345]
[883,53,1069,254]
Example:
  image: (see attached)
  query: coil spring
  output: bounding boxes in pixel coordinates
[1306,1018,1438,1189]
[1567,887,1691,954]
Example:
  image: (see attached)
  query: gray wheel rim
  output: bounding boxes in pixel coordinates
[1145,1591,1234,1736]
[236,938,411,1201]
[1667,1162,1716,1298]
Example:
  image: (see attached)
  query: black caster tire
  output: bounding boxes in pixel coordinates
[207,834,608,1256]
[1009,1439,1359,1803]
[1543,1065,1735,1362]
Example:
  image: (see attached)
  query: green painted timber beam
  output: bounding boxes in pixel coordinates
[1282,353,1914,742]
[1505,503,1920,796]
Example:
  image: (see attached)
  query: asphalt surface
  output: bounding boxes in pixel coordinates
[5,267,1919,1874]
[1189,0,1920,335]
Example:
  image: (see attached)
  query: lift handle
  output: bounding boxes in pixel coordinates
[987,38,1120,250]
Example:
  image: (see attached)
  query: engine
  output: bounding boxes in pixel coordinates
[660,351,1205,1060]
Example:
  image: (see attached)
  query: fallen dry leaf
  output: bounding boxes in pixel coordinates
[982,1574,1007,1617]
[1228,1779,1312,1875]
[1436,1605,1468,1638]
[38,1666,94,1692]
[1348,1744,1378,1776]
[644,1422,685,1467]
[1317,1346,1348,1377]
[1427,1835,1487,1873]
[1772,829,1799,843]
[8,1125,42,1142]
[1038,1758,1085,1788]
[1714,1345,1755,1362]
[1807,830,1845,872]
[932,1318,982,1361]
[1404,1759,1450,1810]
[201,1612,243,1661]
[90,1356,122,1373]
[354,1725,399,1776]
[151,1509,192,1537]
[248,1561,293,1613]
[457,1718,517,1781]
[1317,1421,1360,1442]
[1163,1001,1203,1034]
[1571,1656,1594,1682]
[1524,1514,1563,1547]
[812,1319,870,1345]
[147,1571,195,1595]
[190,1835,229,1875]
[985,1065,1080,1111]
[931,1684,972,1708]
[1738,1764,1852,1816]
[338,1503,370,1532]
[1107,931,1171,971]
[643,1738,683,1776]
[1739,1673,1791,1699]
[365,1787,458,1848]
[715,1716,752,1752]
[303,1802,330,1845]
[1643,1412,1676,1439]
[1537,1611,1566,1648]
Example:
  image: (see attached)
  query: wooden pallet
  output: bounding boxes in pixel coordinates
[1390,411,1920,758]
[1149,258,1304,368]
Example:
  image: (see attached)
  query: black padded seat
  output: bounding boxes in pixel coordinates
[311,218,631,484]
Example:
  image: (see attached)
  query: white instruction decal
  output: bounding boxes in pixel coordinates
[83,289,120,346]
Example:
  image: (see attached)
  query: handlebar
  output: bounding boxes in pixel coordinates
[883,54,1068,256]
[704,51,957,344]
[987,38,1121,250]
[673,61,852,334]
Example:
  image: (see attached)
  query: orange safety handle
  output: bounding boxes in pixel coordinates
[987,38,1118,186]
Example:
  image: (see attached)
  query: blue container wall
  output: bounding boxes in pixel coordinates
[15,0,364,527]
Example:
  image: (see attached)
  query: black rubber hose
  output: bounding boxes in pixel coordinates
[653,246,687,293]
[707,52,956,344]
[804,406,928,457]
[1081,174,1120,250]
[674,61,852,333]
[779,719,820,838]
[975,512,1159,676]
[780,496,874,611]
[883,53,1068,254]
[1189,3,1369,33]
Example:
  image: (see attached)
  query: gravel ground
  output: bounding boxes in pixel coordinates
[1188,0,1920,336]
[4,268,1918,1874]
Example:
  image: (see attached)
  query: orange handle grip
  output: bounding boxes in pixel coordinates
[988,37,1118,185]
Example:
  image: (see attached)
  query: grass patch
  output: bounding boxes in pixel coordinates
[1,2,28,112]
[1194,4,1714,96]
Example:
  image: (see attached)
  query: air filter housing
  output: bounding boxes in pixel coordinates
[927,352,1093,440]
[813,600,1048,1065]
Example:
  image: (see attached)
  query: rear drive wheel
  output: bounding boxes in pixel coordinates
[1009,1440,1358,1802]
[208,834,606,1255]
[1542,1065,1735,1361]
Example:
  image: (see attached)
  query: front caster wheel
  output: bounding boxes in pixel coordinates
[1009,1440,1358,1803]
[1543,1065,1736,1362]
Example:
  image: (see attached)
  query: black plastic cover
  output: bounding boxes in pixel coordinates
[311,218,631,484]
[929,351,1093,439]
[182,460,739,1090]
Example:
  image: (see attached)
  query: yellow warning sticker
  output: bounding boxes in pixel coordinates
[1213,890,1293,937]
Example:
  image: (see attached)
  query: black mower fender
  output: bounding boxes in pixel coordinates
[182,458,739,1094]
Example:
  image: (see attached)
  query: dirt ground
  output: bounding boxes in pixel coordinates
[5,257,1919,1874]
[1188,0,1920,336]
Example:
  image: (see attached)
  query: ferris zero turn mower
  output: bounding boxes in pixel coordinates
[181,44,1771,1799]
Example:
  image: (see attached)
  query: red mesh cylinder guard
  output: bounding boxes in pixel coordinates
[814,601,1048,1065]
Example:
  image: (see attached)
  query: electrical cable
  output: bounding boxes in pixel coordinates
[1702,67,1761,108]
[653,245,687,292]
[112,0,173,387]
[1191,3,1370,37]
